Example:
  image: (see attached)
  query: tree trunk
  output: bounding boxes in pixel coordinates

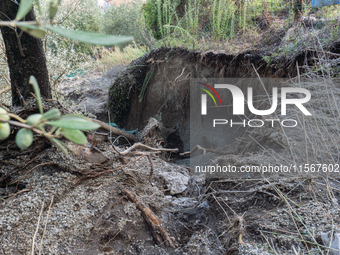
[0,0,51,106]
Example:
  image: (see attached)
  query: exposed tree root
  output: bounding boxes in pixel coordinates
[90,118,136,142]
[112,142,178,156]
[123,189,175,248]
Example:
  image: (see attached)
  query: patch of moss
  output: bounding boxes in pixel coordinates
[107,47,191,127]
[108,77,133,127]
[108,54,151,127]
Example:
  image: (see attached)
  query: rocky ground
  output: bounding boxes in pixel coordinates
[1,58,340,255]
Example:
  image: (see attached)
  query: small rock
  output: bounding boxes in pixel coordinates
[197,200,209,209]
[159,172,189,195]
[321,232,340,255]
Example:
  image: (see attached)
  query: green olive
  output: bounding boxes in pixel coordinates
[0,122,10,140]
[16,128,33,150]
[27,114,43,126]
[0,107,10,122]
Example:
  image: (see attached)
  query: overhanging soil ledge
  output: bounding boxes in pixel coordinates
[108,46,328,152]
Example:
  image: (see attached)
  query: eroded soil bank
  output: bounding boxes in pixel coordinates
[108,46,330,154]
[1,45,340,254]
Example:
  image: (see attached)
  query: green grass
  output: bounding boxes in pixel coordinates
[96,44,148,72]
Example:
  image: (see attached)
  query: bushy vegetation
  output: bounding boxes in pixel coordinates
[36,0,103,56]
[142,0,288,48]
[2,0,340,99]
[103,0,153,48]
[30,0,102,97]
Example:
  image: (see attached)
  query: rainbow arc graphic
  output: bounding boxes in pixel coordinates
[197,82,223,106]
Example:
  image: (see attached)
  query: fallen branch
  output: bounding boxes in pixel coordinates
[90,118,136,142]
[123,189,175,248]
[180,145,236,157]
[113,142,178,156]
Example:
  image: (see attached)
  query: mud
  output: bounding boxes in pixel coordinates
[1,45,340,254]
[107,46,329,155]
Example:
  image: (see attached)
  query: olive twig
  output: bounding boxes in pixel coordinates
[7,113,26,123]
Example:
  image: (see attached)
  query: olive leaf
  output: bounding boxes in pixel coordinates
[42,108,61,120]
[15,0,34,21]
[47,115,100,130]
[17,23,46,39]
[60,128,87,145]
[29,75,43,114]
[46,26,133,46]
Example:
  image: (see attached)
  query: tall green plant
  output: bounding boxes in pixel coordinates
[211,0,237,40]
[185,0,200,35]
[143,0,289,47]
[157,0,164,37]
[143,0,181,39]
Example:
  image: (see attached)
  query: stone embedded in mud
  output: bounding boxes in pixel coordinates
[159,172,189,195]
[321,232,340,255]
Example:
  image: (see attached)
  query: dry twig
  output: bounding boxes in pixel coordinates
[32,201,44,255]
[123,189,175,248]
[180,145,236,157]
[38,196,54,255]
[113,142,178,156]
[1,188,30,200]
[0,86,10,95]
